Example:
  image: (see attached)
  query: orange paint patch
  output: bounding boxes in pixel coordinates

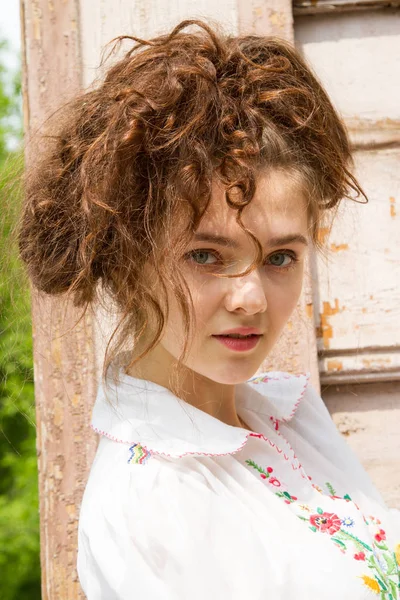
[319,299,345,349]
[327,360,343,372]
[317,227,330,245]
[66,504,76,519]
[306,303,314,319]
[390,196,396,218]
[362,357,391,367]
[71,393,80,408]
[330,243,349,252]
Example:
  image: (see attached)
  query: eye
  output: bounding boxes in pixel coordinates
[185,249,220,265]
[185,249,299,271]
[267,251,298,270]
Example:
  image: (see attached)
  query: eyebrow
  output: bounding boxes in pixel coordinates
[192,232,309,248]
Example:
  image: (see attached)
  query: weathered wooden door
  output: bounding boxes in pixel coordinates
[293,0,400,506]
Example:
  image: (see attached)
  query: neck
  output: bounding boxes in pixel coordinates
[125,344,244,428]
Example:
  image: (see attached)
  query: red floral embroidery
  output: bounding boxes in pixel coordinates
[281,493,297,504]
[375,528,386,542]
[246,460,282,488]
[269,477,282,487]
[245,463,400,596]
[309,512,342,535]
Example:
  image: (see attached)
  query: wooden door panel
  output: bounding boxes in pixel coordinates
[294,10,400,123]
[295,10,400,383]
[315,148,400,382]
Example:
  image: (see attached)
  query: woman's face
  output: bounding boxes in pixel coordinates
[153,167,310,385]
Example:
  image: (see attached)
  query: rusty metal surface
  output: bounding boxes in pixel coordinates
[21,1,98,598]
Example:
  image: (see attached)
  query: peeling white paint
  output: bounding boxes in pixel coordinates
[79,0,239,89]
[295,10,400,122]
[314,148,400,376]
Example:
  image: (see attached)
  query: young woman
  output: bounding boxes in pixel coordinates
[19,19,400,600]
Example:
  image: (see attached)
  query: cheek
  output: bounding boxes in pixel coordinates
[189,277,222,330]
[163,276,222,342]
[267,269,304,318]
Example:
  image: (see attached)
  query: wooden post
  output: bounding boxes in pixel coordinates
[20,1,98,598]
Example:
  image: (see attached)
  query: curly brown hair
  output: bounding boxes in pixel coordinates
[18,19,366,387]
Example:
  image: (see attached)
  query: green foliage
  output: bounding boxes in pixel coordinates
[0,40,41,599]
[0,40,22,161]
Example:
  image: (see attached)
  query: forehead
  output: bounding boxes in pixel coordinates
[200,168,309,239]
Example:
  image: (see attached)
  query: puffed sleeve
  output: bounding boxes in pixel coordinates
[77,436,284,600]
[77,437,176,599]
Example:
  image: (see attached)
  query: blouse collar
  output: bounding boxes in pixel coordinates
[90,362,310,459]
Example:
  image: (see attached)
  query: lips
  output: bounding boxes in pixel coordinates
[212,333,262,352]
[215,327,262,336]
[214,333,259,339]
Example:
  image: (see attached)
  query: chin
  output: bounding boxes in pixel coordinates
[200,363,261,385]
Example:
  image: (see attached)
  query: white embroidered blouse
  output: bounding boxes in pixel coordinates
[77,365,400,599]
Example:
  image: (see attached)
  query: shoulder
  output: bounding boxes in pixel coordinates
[79,436,214,526]
[290,377,335,425]
[81,436,169,506]
[77,437,261,598]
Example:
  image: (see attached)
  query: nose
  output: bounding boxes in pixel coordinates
[224,267,267,314]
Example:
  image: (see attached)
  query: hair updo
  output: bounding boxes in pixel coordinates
[18,19,366,381]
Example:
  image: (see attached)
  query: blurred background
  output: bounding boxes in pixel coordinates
[1,1,399,599]
[0,1,40,599]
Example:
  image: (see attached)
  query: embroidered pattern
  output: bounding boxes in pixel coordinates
[127,443,152,464]
[245,459,400,598]
[269,416,280,431]
[244,460,284,488]
[249,374,272,384]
